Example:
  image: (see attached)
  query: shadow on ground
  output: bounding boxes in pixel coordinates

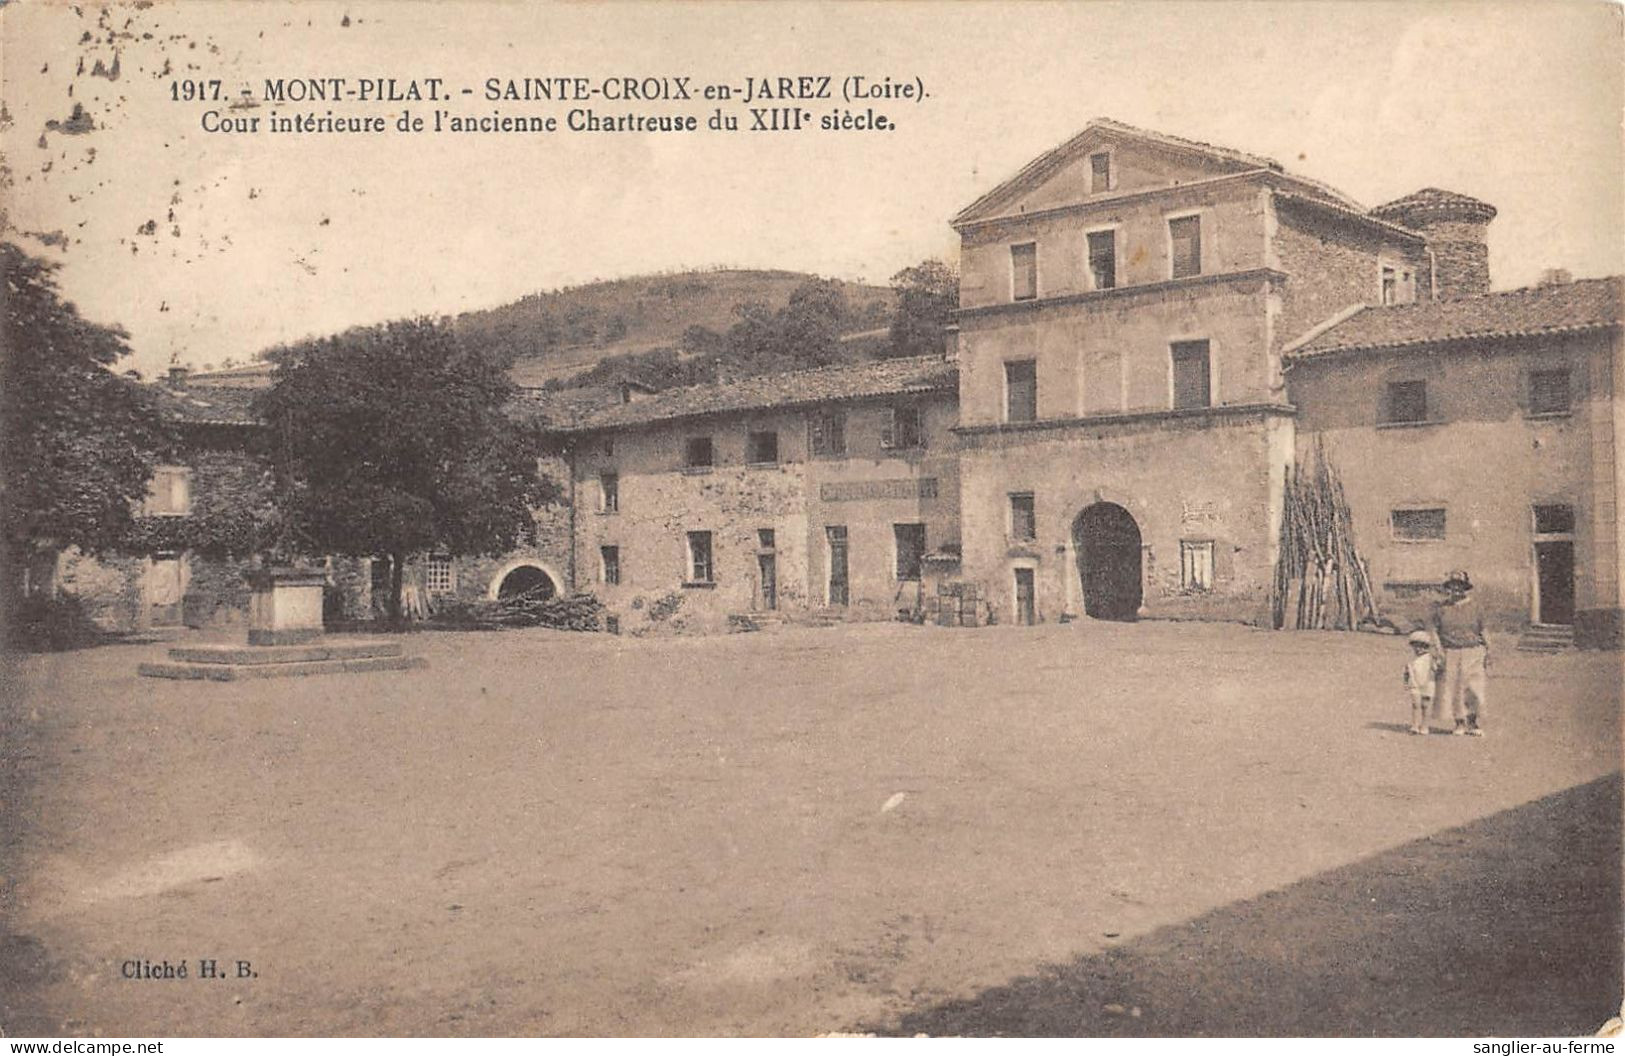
[875,773,1622,1037]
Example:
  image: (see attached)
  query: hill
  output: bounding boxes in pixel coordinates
[450,269,896,387]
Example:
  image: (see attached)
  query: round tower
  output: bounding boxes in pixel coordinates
[1370,188,1497,301]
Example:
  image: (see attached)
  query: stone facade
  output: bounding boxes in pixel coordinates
[565,392,960,630]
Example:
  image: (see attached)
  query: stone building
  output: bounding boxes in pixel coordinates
[1286,275,1622,646]
[544,357,961,628]
[943,117,1619,640]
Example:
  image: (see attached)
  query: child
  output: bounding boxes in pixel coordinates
[1402,630,1440,735]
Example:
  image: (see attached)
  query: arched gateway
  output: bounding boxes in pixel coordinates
[1074,502,1142,621]
[491,563,558,601]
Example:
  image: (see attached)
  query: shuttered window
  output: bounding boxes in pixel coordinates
[894,523,926,580]
[882,405,923,449]
[1171,341,1211,409]
[809,409,846,456]
[1009,493,1036,541]
[1529,370,1571,415]
[1385,380,1428,424]
[1181,540,1214,591]
[1005,360,1037,423]
[1391,508,1446,541]
[600,546,620,585]
[1169,215,1202,278]
[1011,243,1038,301]
[1089,152,1112,193]
[687,531,714,582]
[1087,230,1116,290]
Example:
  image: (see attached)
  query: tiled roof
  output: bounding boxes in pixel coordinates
[149,383,262,426]
[1370,187,1497,222]
[1286,277,1623,360]
[540,356,958,432]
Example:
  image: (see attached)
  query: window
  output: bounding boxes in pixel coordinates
[1009,493,1036,541]
[809,409,847,457]
[1391,508,1446,542]
[1385,380,1428,424]
[686,531,714,583]
[1169,215,1202,278]
[144,466,192,516]
[1529,369,1571,416]
[600,545,621,585]
[599,472,619,513]
[1381,265,1416,306]
[1005,359,1037,423]
[426,554,455,595]
[747,430,779,464]
[1180,540,1214,592]
[758,528,776,549]
[1087,230,1117,290]
[1534,504,1575,535]
[1171,340,1211,410]
[882,405,924,449]
[894,523,926,581]
[1089,151,1112,194]
[684,436,714,468]
[1011,242,1038,301]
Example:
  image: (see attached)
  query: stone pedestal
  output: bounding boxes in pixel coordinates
[245,568,326,646]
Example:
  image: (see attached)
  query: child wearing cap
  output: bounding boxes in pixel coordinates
[1402,629,1441,735]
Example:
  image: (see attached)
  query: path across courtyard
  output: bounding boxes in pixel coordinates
[3,620,1618,1036]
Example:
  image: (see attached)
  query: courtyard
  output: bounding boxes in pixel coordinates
[1,619,1619,1037]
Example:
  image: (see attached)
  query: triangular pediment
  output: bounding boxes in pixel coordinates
[953,118,1282,227]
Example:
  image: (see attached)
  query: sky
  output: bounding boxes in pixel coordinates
[2,0,1622,377]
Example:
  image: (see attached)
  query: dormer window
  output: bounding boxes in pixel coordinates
[1381,264,1416,306]
[1089,151,1112,194]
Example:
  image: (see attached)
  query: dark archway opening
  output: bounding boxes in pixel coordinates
[1075,502,1142,621]
[498,565,557,600]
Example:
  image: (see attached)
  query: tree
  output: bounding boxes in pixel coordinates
[888,259,959,358]
[255,317,559,622]
[0,243,169,591]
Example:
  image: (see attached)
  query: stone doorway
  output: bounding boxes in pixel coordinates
[1074,502,1142,621]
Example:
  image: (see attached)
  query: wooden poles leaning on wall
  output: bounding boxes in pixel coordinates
[1270,438,1382,631]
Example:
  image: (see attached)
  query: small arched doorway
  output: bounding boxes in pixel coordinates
[496,564,557,600]
[1074,502,1142,621]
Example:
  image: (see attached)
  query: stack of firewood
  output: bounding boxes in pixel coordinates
[1270,439,1382,631]
[437,590,605,631]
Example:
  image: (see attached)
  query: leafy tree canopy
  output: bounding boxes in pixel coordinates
[254,317,559,617]
[1,243,169,569]
[888,259,959,358]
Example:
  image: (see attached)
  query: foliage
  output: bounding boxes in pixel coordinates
[0,244,170,569]
[887,259,959,358]
[647,591,684,622]
[431,589,603,631]
[254,317,561,618]
[6,591,108,652]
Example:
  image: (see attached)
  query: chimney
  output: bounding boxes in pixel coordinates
[167,365,190,387]
[1538,268,1573,287]
[1371,188,1497,301]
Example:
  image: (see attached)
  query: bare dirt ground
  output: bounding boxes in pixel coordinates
[2,620,1619,1037]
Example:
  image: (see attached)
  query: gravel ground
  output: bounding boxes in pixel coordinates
[2,620,1619,1036]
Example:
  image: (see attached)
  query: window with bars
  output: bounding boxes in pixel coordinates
[1391,508,1446,541]
[809,409,847,457]
[1171,341,1212,410]
[1169,215,1202,278]
[1180,540,1214,592]
[426,554,455,595]
[1087,230,1117,290]
[600,545,621,585]
[1011,242,1038,301]
[1009,493,1036,541]
[894,523,926,581]
[687,531,714,583]
[1385,380,1429,424]
[1005,360,1037,423]
[1533,504,1575,535]
[1529,369,1571,415]
[882,405,924,449]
